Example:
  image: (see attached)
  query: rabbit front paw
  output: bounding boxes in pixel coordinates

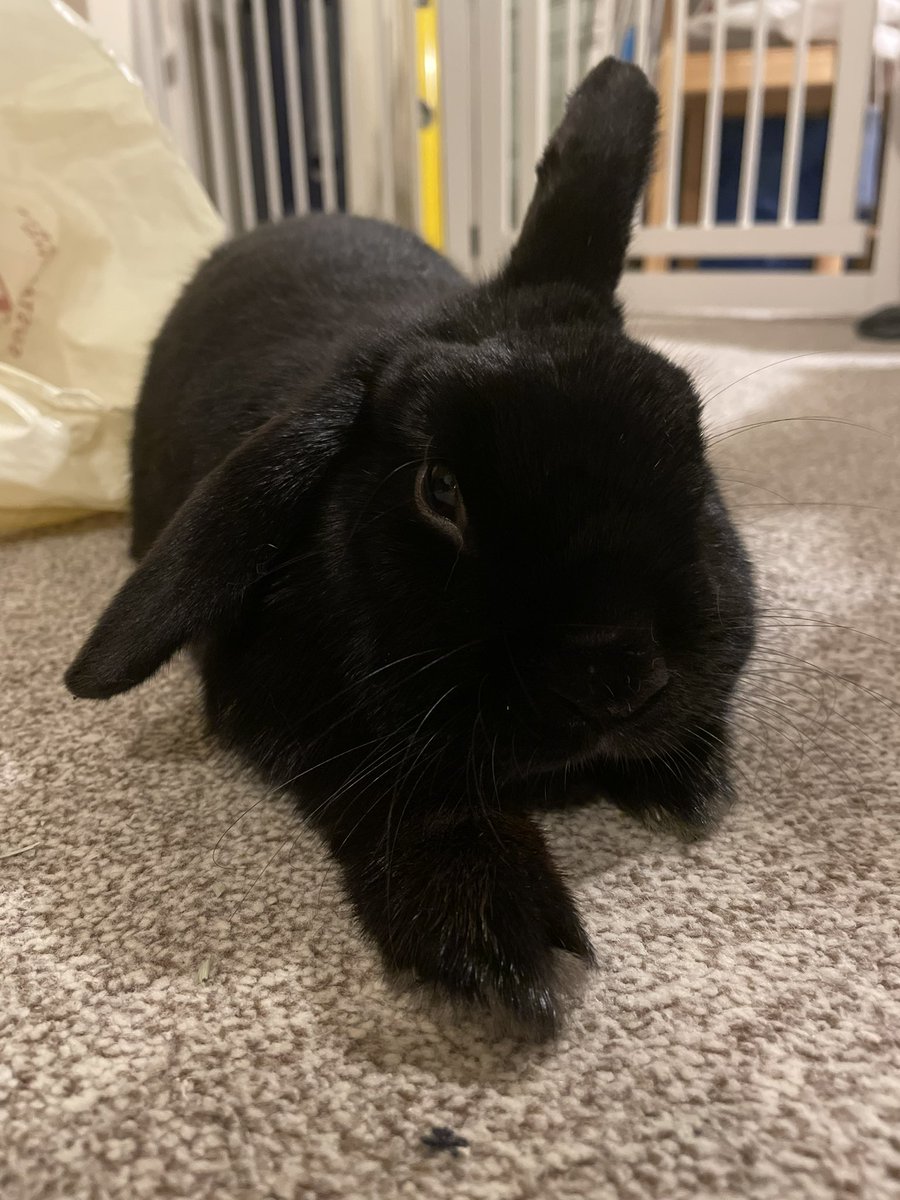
[339,813,594,1038]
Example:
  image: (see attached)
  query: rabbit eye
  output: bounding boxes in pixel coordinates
[415,461,467,540]
[427,465,459,515]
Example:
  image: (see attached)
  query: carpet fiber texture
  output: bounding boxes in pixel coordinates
[2,318,899,1200]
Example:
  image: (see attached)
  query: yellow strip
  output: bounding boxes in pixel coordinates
[415,1,444,250]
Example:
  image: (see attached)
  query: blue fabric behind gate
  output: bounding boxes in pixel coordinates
[698,114,829,270]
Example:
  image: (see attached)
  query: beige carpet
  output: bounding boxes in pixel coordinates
[2,317,899,1200]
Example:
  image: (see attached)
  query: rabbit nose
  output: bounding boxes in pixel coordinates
[569,628,669,718]
[589,654,670,717]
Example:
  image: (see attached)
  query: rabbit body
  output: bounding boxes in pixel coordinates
[67,61,755,1036]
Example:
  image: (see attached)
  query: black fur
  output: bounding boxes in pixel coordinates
[65,61,755,1037]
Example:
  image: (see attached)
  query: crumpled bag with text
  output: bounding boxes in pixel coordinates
[0,0,224,535]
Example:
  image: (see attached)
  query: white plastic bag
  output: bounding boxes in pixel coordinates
[0,0,224,536]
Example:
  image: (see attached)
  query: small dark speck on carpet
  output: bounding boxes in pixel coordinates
[422,1127,470,1158]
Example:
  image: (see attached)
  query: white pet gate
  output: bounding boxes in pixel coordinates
[97,0,900,316]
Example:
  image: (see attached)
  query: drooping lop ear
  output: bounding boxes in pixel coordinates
[501,57,658,294]
[65,380,362,700]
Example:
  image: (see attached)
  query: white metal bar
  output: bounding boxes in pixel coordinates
[251,0,284,220]
[134,0,171,127]
[516,0,537,226]
[664,0,688,227]
[820,0,879,228]
[339,0,380,217]
[619,269,878,318]
[374,0,395,221]
[632,221,868,257]
[197,0,237,230]
[869,65,900,308]
[223,0,257,229]
[700,0,727,228]
[309,0,337,212]
[535,0,550,150]
[635,0,652,73]
[778,0,812,225]
[588,0,615,62]
[517,0,550,230]
[475,0,509,254]
[737,0,769,227]
[163,0,205,181]
[403,0,421,234]
[131,1,156,111]
[565,0,579,92]
[149,0,172,125]
[279,0,310,215]
[437,0,474,270]
[500,0,512,235]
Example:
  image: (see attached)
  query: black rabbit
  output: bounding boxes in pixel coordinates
[66,60,755,1036]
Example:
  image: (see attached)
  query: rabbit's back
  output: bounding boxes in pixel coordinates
[131,214,463,556]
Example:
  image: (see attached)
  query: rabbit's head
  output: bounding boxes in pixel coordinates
[328,323,753,782]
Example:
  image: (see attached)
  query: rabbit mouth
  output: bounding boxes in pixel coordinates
[553,676,671,732]
[609,681,671,725]
[587,688,677,758]
[519,682,674,773]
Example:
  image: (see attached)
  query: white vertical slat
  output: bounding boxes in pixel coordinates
[223,0,257,229]
[163,0,205,181]
[778,0,812,225]
[590,0,615,62]
[374,0,395,221]
[820,0,879,227]
[517,0,550,230]
[339,0,381,218]
[403,0,421,235]
[499,0,512,235]
[635,0,652,73]
[869,64,900,307]
[309,0,337,212]
[565,0,579,93]
[133,1,156,111]
[437,0,474,270]
[516,1,534,231]
[664,0,688,227]
[535,0,550,149]
[134,0,171,127]
[475,0,509,254]
[148,0,172,125]
[737,0,769,227]
[700,0,727,228]
[197,0,237,230]
[279,0,310,215]
[634,0,652,224]
[251,0,284,220]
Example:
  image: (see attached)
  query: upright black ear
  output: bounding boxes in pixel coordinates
[502,57,658,294]
[65,383,361,700]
